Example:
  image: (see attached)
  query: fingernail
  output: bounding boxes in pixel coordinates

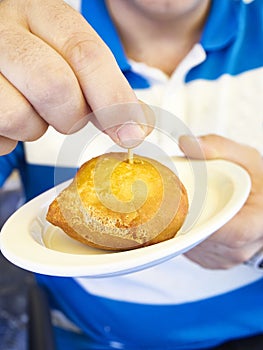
[116,121,146,148]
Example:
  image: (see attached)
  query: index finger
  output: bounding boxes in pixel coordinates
[28,0,148,145]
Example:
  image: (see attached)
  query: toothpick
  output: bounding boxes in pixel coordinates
[128,148,134,164]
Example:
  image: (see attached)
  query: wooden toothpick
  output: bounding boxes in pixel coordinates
[128,148,134,164]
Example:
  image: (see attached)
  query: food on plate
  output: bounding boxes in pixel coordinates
[46,152,188,251]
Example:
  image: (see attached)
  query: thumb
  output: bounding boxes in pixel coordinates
[179,134,261,174]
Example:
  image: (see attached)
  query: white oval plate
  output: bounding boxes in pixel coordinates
[0,158,251,277]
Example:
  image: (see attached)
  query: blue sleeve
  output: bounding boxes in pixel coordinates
[0,142,25,187]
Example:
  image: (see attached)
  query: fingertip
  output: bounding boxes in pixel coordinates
[60,113,90,135]
[0,137,18,155]
[179,135,206,159]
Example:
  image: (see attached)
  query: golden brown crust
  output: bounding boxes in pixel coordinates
[46,152,188,251]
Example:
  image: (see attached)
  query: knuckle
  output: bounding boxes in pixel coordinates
[0,102,46,141]
[27,66,74,108]
[0,109,24,136]
[227,238,247,250]
[226,239,239,249]
[23,62,88,134]
[63,33,111,73]
[224,227,252,250]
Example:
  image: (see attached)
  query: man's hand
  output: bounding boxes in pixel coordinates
[0,0,148,155]
[179,134,263,269]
